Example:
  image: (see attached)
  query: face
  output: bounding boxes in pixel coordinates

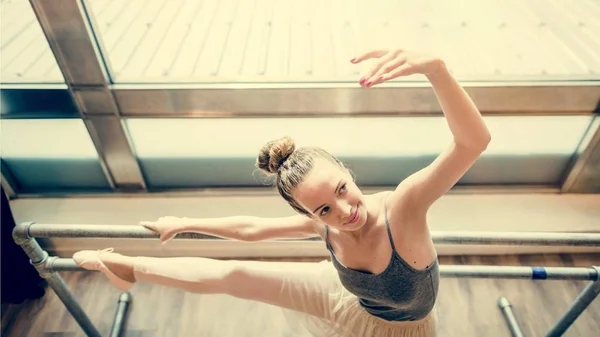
[292,158,367,231]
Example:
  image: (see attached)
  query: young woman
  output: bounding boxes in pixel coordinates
[73,47,491,337]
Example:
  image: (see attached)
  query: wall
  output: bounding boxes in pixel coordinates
[8,190,600,258]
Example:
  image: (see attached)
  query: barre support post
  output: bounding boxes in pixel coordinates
[110,292,132,337]
[12,222,101,337]
[498,297,524,337]
[546,266,600,337]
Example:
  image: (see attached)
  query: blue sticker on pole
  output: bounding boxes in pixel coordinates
[532,267,547,280]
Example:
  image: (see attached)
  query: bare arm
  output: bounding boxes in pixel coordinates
[353,49,491,213]
[396,63,491,211]
[427,63,491,148]
[141,215,320,243]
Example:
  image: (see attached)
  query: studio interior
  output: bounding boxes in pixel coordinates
[1,0,599,336]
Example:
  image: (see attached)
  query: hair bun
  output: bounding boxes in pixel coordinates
[257,136,296,174]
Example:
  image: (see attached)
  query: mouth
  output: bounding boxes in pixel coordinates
[346,206,360,225]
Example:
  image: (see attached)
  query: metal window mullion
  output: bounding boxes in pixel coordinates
[111,84,600,117]
[562,116,600,193]
[28,0,146,192]
[1,170,18,198]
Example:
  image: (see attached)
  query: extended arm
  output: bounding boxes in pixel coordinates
[141,215,319,243]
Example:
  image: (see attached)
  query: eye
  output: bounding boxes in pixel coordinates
[320,206,331,216]
[339,184,347,194]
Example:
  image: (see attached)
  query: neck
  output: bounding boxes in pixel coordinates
[345,228,367,243]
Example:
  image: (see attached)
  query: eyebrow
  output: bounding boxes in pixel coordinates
[312,180,343,213]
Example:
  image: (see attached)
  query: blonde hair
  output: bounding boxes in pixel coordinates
[256,136,344,215]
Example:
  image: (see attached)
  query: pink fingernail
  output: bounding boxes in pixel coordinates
[359,77,366,84]
[365,81,372,87]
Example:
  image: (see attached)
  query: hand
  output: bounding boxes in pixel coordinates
[140,216,185,244]
[351,49,445,87]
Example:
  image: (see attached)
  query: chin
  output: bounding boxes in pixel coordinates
[345,222,366,232]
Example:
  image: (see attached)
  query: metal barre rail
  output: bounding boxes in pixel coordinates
[16,222,600,246]
[11,222,600,337]
[46,257,599,280]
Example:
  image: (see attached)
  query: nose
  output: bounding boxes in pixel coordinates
[338,201,353,220]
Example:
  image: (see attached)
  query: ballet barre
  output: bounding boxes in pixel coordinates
[21,223,600,246]
[45,256,598,280]
[12,222,600,337]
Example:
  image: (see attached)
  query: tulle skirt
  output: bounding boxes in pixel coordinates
[279,260,438,337]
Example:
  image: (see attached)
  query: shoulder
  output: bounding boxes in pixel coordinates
[385,184,428,227]
[365,190,392,204]
[361,191,396,218]
[364,190,396,209]
[288,214,326,240]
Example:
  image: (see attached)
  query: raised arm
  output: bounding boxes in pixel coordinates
[353,49,491,213]
[140,214,320,244]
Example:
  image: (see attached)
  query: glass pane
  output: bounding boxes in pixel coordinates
[86,0,600,83]
[0,0,65,83]
[0,88,78,118]
[125,116,593,187]
[1,119,111,192]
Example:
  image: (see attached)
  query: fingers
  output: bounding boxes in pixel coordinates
[139,221,176,245]
[350,49,389,64]
[139,221,154,229]
[374,55,407,78]
[363,55,407,86]
[370,63,413,86]
[139,221,163,239]
[359,52,398,86]
[351,48,419,87]
[160,231,177,245]
[358,54,407,87]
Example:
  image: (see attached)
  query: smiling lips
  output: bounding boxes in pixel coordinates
[346,206,359,225]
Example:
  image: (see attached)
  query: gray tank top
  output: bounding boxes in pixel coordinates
[324,195,439,322]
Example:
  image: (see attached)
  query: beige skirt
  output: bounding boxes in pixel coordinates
[279,260,438,337]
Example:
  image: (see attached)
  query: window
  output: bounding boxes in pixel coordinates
[0,0,65,84]
[125,115,593,187]
[86,0,599,83]
[1,119,111,192]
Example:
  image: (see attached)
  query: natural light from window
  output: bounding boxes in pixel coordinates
[1,119,99,158]
[125,116,593,158]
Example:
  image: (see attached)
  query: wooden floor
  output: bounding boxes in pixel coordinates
[2,254,599,337]
[1,0,599,83]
